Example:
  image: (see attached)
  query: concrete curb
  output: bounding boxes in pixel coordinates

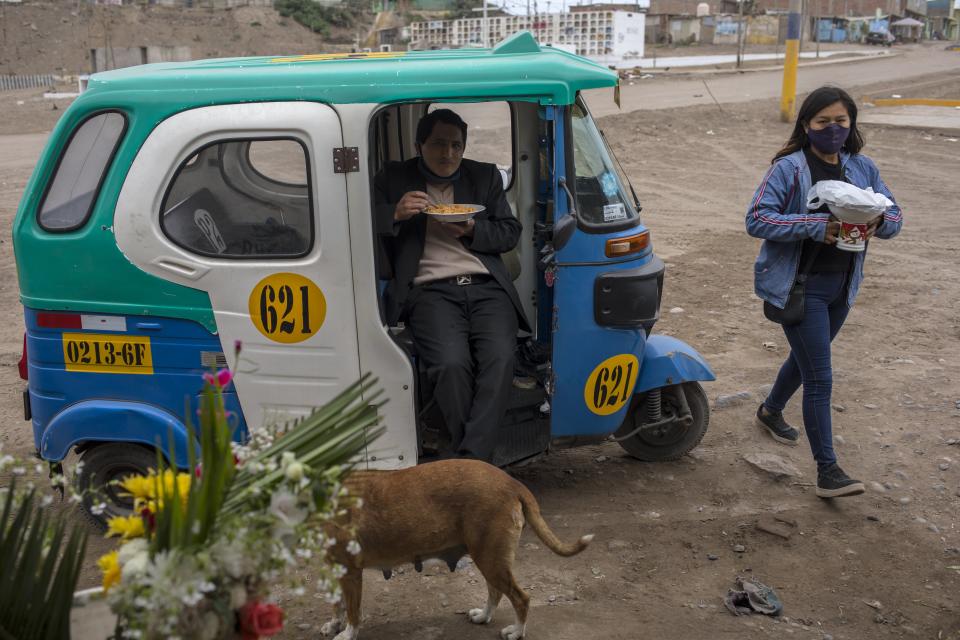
[628,51,900,77]
[869,98,960,107]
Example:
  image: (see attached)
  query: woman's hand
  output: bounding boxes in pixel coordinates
[822,220,840,245]
[865,215,883,239]
[394,191,430,222]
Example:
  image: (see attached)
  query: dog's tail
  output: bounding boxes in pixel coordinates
[517,485,593,557]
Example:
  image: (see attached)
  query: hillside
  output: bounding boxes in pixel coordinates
[0,1,360,76]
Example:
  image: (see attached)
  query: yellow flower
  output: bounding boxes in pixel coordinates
[159,470,192,500]
[105,515,146,541]
[119,474,155,501]
[98,551,121,593]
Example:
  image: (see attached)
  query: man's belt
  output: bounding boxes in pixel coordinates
[437,273,494,286]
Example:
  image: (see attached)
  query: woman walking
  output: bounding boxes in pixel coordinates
[746,86,902,498]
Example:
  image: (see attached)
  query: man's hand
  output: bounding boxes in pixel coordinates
[439,219,475,239]
[865,215,883,239]
[394,191,430,222]
[823,220,840,245]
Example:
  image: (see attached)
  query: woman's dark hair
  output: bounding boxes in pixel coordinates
[773,86,864,162]
[416,108,468,146]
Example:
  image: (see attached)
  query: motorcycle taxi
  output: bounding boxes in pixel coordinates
[13,32,715,522]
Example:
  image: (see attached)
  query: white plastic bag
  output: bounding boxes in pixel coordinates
[806,180,893,223]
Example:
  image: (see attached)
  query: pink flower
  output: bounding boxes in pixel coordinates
[201,368,233,388]
[238,601,284,639]
[216,368,233,387]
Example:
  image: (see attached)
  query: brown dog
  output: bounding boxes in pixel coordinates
[321,459,593,640]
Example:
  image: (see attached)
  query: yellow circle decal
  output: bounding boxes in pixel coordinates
[248,273,326,344]
[584,354,640,416]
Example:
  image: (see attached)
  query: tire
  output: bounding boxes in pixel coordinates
[615,382,709,461]
[76,443,161,530]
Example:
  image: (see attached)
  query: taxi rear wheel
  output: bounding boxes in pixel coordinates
[614,382,709,461]
[76,443,160,530]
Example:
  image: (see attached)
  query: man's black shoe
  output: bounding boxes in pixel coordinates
[816,463,865,498]
[756,404,800,446]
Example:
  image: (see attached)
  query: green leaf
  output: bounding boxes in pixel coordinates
[0,480,87,640]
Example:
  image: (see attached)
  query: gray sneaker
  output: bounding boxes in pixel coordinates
[816,463,865,498]
[756,404,800,446]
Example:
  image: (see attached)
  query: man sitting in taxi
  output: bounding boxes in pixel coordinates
[374,109,529,462]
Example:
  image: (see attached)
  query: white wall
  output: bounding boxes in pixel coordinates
[596,11,645,66]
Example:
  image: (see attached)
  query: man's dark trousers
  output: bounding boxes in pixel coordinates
[406,278,517,462]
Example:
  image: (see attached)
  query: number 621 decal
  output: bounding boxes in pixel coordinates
[584,354,639,416]
[248,273,326,344]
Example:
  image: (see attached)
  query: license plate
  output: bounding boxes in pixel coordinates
[62,333,153,375]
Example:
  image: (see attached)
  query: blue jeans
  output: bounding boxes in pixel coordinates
[764,272,850,469]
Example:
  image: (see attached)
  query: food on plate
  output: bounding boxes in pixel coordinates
[424,204,477,215]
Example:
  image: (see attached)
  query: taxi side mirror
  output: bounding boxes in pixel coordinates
[554,177,578,251]
[553,213,577,251]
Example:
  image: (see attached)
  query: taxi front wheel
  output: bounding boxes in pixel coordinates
[614,382,709,461]
[76,443,160,530]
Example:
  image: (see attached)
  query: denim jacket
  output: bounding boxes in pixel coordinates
[745,149,902,309]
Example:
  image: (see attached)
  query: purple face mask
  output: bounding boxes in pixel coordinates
[807,123,850,155]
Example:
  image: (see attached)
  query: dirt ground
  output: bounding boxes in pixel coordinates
[1,49,959,639]
[0,2,353,76]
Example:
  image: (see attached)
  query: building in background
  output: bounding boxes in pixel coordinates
[407,3,649,66]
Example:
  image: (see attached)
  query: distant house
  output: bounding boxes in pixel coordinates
[407,5,650,66]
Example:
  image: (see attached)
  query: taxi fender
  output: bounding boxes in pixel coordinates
[634,335,716,394]
[40,400,189,467]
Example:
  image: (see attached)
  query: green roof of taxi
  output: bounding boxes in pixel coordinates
[80,32,617,107]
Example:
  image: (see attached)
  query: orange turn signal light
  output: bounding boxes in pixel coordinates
[605,231,649,258]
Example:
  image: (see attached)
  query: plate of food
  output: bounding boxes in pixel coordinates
[423,203,485,223]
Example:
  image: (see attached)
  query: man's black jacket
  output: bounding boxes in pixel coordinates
[374,157,530,332]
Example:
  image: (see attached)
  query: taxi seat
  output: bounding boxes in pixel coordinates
[162,188,229,255]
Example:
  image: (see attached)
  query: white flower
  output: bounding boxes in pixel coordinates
[295,548,313,560]
[269,489,308,529]
[118,538,149,565]
[213,540,251,580]
[122,551,150,579]
[11,467,25,476]
[182,589,204,607]
[292,586,306,597]
[229,584,248,610]
[285,462,305,482]
[281,451,296,466]
[90,502,106,515]
[346,540,361,556]
[0,455,14,471]
[41,495,53,507]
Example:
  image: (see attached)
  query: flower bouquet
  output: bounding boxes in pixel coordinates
[97,369,382,640]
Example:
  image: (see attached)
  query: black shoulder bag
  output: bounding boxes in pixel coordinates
[763,244,821,326]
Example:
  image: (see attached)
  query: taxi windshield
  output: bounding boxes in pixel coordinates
[569,96,640,227]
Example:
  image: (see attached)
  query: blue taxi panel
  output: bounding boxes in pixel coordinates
[24,309,247,464]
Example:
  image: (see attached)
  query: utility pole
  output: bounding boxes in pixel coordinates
[780,0,802,121]
[736,0,745,68]
[815,0,821,58]
[483,0,489,47]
